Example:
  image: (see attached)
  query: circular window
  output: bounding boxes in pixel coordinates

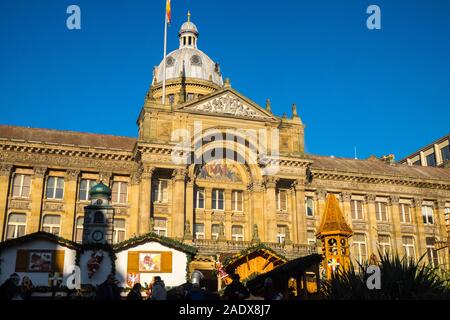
[191,55,202,66]
[166,56,175,67]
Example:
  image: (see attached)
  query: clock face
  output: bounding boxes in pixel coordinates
[96,199,103,205]
[92,230,104,242]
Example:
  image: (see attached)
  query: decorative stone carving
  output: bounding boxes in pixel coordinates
[389,195,400,205]
[184,93,270,120]
[377,223,392,233]
[353,222,368,231]
[172,168,187,181]
[412,197,423,208]
[315,189,327,201]
[218,222,226,241]
[43,202,65,212]
[141,166,155,180]
[211,212,225,221]
[436,199,446,210]
[341,192,352,202]
[365,194,376,204]
[247,182,264,193]
[263,176,279,189]
[114,207,129,216]
[65,169,80,181]
[284,227,293,245]
[251,224,260,243]
[184,220,193,240]
[0,164,13,176]
[33,167,47,178]
[9,200,31,210]
[99,172,112,184]
[400,224,415,234]
[291,179,306,192]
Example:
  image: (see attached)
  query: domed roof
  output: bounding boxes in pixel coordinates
[89,182,112,198]
[153,15,223,87]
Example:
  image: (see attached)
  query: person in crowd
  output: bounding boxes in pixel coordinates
[151,276,167,300]
[127,283,143,300]
[262,277,283,300]
[187,283,206,300]
[20,276,33,300]
[0,273,21,300]
[96,274,122,300]
[223,274,250,301]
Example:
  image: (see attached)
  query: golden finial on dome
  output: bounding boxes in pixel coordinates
[187,10,191,22]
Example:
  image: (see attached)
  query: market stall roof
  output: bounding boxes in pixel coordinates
[221,243,287,271]
[0,231,80,251]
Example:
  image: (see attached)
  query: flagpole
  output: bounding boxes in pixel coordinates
[162,2,168,105]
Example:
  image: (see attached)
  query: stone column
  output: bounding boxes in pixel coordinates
[138,166,155,235]
[434,144,443,166]
[264,176,278,243]
[365,193,378,257]
[293,179,306,244]
[315,189,327,219]
[29,167,47,234]
[341,192,352,229]
[249,182,265,242]
[412,197,425,259]
[435,200,448,267]
[185,174,195,239]
[389,196,403,256]
[0,164,13,239]
[62,169,79,240]
[129,170,142,237]
[171,168,187,239]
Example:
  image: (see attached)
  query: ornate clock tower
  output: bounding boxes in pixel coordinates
[316,193,353,279]
[82,182,115,245]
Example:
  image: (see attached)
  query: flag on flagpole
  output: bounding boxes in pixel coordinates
[166,0,171,25]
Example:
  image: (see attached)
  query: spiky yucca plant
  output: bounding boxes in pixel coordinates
[321,252,450,300]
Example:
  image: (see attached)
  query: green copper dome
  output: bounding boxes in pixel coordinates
[89,182,112,198]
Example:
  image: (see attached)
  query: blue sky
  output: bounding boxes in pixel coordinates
[0,0,449,160]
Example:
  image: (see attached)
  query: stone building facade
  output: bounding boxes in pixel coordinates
[1,17,449,272]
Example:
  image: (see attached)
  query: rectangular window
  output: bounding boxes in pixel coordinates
[307,230,316,245]
[402,236,416,261]
[277,189,288,212]
[231,225,244,241]
[277,225,286,244]
[211,224,220,240]
[46,176,64,200]
[196,188,205,209]
[400,203,412,223]
[305,197,314,217]
[79,179,96,201]
[375,202,388,222]
[445,208,450,227]
[232,190,243,212]
[413,159,422,166]
[42,215,61,236]
[6,213,27,240]
[154,179,169,203]
[441,145,450,163]
[194,223,205,240]
[378,234,391,257]
[353,233,367,264]
[154,218,168,237]
[113,219,126,244]
[212,189,224,211]
[426,237,439,268]
[75,217,84,243]
[351,200,364,220]
[426,153,437,167]
[12,174,31,198]
[112,181,128,204]
[422,206,434,225]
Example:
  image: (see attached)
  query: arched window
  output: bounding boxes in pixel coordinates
[6,213,27,240]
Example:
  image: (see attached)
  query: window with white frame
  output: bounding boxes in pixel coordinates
[196,188,205,209]
[351,200,364,220]
[276,225,287,244]
[426,237,439,268]
[113,219,126,244]
[46,176,64,200]
[194,223,205,240]
[231,225,244,241]
[400,203,412,223]
[353,233,367,264]
[79,179,96,201]
[112,181,128,204]
[276,189,288,212]
[232,190,243,212]
[6,213,27,240]
[305,197,314,217]
[42,215,61,236]
[154,179,169,203]
[211,224,220,240]
[422,206,434,225]
[12,174,31,198]
[402,236,416,261]
[212,189,224,211]
[75,216,84,243]
[378,234,391,257]
[154,218,168,236]
[445,207,450,227]
[375,202,388,222]
[307,230,316,245]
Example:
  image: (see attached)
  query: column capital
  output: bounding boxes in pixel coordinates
[0,164,13,176]
[172,168,188,181]
[140,166,156,180]
[315,189,327,201]
[33,166,47,178]
[341,192,352,202]
[412,197,423,208]
[263,176,279,189]
[247,181,264,193]
[291,179,306,191]
[99,171,112,184]
[436,199,447,210]
[365,193,376,204]
[389,195,400,205]
[65,169,80,181]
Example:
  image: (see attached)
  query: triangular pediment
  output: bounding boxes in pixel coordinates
[177,88,278,122]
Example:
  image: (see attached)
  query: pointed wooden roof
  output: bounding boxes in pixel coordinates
[316,194,353,238]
